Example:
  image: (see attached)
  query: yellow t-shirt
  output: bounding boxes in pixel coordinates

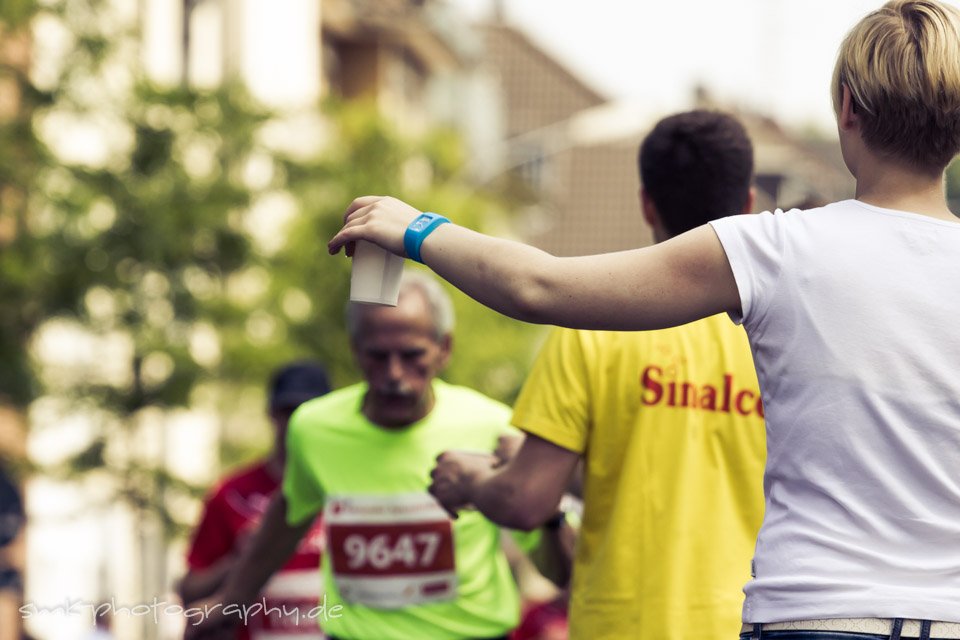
[512,316,766,640]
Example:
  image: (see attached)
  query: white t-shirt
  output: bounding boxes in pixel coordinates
[710,200,960,622]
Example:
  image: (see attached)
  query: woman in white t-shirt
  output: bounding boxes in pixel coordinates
[328,1,960,638]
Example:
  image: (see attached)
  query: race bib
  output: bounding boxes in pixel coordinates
[324,493,457,609]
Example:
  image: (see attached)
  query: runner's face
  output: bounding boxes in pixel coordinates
[352,291,451,428]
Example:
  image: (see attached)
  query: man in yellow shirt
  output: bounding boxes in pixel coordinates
[429,110,766,639]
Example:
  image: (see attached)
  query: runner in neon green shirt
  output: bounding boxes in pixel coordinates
[284,380,519,639]
[187,272,538,640]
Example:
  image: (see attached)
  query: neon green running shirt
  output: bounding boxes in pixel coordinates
[283,380,520,640]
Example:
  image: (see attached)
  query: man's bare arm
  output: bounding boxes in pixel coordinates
[177,554,237,606]
[221,493,311,604]
[430,434,580,531]
[185,493,313,639]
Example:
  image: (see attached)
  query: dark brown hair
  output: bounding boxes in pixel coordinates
[638,110,754,237]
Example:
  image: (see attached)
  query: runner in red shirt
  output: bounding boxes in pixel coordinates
[180,361,331,640]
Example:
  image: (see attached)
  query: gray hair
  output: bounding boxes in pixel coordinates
[346,270,455,341]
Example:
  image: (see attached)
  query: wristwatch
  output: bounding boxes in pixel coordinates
[404,212,450,263]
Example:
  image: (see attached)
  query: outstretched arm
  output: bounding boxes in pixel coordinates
[328,196,741,331]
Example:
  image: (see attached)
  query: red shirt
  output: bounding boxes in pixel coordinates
[512,598,569,640]
[186,462,325,640]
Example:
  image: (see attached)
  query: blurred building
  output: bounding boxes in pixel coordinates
[479,19,855,256]
[174,1,854,262]
[321,0,463,130]
[734,103,855,211]
[480,22,651,256]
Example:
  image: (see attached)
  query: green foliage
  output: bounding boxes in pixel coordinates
[0,1,49,406]
[0,0,36,27]
[20,79,277,536]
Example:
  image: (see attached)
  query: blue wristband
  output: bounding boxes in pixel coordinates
[404,212,450,263]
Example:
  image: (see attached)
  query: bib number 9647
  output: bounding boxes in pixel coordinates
[328,522,455,577]
[342,531,441,570]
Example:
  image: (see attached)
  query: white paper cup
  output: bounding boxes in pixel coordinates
[350,240,405,306]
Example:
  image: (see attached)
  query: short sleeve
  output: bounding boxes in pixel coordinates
[282,412,326,526]
[709,211,786,327]
[186,489,236,569]
[511,328,590,454]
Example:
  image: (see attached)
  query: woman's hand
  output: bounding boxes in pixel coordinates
[327,196,423,258]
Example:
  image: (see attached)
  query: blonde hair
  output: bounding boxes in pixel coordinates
[832,0,960,173]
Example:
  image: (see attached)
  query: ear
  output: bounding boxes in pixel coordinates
[838,84,859,132]
[437,333,453,370]
[742,186,757,214]
[640,187,660,228]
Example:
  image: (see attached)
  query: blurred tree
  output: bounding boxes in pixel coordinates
[0,0,541,557]
[3,0,546,627]
[0,0,45,413]
[6,4,287,633]
[35,81,276,531]
[0,3,63,639]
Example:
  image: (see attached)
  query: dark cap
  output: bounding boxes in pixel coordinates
[268,361,331,411]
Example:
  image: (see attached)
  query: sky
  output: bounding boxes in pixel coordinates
[452,0,960,134]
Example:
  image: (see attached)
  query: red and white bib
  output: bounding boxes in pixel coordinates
[324,493,457,609]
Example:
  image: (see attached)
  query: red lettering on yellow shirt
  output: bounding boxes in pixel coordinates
[640,365,763,417]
